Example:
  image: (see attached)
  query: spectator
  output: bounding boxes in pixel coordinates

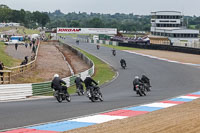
[29,42,32,48]
[15,43,18,50]
[24,43,28,48]
[24,56,28,64]
[32,45,36,54]
[0,61,4,84]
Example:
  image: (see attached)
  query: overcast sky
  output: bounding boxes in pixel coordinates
[1,0,200,16]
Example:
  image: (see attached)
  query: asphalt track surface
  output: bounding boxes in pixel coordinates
[1,37,200,131]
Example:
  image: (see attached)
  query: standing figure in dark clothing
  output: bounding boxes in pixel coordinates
[32,45,36,54]
[15,43,18,50]
[29,42,32,48]
[0,61,4,84]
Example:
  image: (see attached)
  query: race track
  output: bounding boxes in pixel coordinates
[1,37,200,130]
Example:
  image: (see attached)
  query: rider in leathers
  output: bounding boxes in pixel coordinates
[51,74,68,96]
[84,76,98,97]
[75,75,84,93]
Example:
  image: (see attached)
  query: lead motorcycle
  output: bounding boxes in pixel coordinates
[87,83,103,102]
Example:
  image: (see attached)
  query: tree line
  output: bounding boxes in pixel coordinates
[0,5,50,28]
[1,5,200,32]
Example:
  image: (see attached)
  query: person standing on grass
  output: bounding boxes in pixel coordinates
[0,61,4,84]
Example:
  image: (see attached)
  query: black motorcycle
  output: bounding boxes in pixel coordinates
[87,84,103,102]
[76,84,84,96]
[112,50,116,56]
[134,84,146,96]
[54,90,71,103]
[76,40,79,45]
[121,62,126,69]
[143,82,151,92]
[97,45,100,50]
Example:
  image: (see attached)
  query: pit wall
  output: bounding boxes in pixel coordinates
[0,41,94,101]
[79,38,119,46]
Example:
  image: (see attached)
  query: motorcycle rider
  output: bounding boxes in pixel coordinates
[133,76,143,91]
[84,75,98,97]
[51,74,68,96]
[120,58,126,68]
[76,40,79,45]
[112,48,116,56]
[74,75,84,93]
[141,75,151,87]
[141,74,151,91]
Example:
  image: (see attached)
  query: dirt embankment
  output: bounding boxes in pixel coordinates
[11,42,90,83]
[55,43,90,74]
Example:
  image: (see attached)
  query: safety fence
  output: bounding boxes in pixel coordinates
[0,83,32,101]
[80,38,200,55]
[1,40,40,84]
[79,38,119,46]
[0,41,94,101]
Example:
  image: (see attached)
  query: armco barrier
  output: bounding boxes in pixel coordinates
[118,42,200,55]
[32,82,52,96]
[0,84,32,101]
[0,40,95,101]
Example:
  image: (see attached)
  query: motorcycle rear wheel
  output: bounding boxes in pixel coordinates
[56,95,63,103]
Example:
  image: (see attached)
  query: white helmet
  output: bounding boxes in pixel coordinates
[135,76,139,79]
[54,74,59,78]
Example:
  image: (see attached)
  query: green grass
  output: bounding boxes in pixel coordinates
[17,27,40,34]
[67,46,116,94]
[0,42,21,67]
[102,44,140,50]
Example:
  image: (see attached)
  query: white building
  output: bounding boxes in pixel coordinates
[0,23,20,27]
[150,11,199,46]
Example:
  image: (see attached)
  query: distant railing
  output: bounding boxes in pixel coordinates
[0,70,11,84]
[2,40,40,84]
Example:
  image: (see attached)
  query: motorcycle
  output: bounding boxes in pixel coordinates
[112,50,116,56]
[76,84,84,96]
[87,84,103,102]
[76,40,79,45]
[53,90,71,103]
[121,62,126,69]
[97,45,100,50]
[143,82,151,92]
[134,84,146,96]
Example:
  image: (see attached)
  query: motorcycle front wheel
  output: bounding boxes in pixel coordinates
[66,96,71,102]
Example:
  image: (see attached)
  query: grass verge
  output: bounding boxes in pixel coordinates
[0,42,21,67]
